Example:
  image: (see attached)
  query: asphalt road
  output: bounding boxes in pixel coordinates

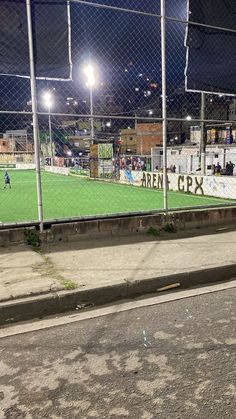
[0,287,235,419]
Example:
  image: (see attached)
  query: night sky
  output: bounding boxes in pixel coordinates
[0,0,189,126]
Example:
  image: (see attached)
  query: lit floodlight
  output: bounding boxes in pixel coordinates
[43,91,53,109]
[84,64,96,87]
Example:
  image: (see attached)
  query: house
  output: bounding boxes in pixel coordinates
[120,123,163,156]
[0,130,34,165]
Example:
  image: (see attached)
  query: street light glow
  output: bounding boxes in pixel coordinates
[84,64,96,87]
[43,91,54,164]
[186,115,192,121]
[83,60,97,140]
[43,91,53,109]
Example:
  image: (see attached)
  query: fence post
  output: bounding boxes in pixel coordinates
[26,0,44,232]
[48,107,54,165]
[161,0,168,212]
[200,92,206,175]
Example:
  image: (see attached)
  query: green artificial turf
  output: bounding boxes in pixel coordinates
[0,170,234,224]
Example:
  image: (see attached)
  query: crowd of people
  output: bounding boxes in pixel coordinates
[212,161,235,176]
[154,165,176,173]
[108,155,236,177]
[120,157,149,172]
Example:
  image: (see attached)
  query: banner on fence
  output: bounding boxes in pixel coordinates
[0,0,72,80]
[185,0,236,95]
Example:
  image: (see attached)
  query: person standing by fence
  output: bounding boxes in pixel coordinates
[229,161,235,175]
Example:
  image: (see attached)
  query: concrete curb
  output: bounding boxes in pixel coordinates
[1,263,236,326]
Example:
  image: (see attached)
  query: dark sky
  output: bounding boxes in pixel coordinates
[68,0,188,104]
[0,0,188,115]
[70,0,187,77]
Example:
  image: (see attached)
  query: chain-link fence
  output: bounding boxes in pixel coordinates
[0,0,236,229]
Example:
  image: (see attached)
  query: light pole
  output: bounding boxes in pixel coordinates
[26,0,43,231]
[161,0,168,212]
[84,64,96,142]
[43,91,53,165]
[200,92,206,175]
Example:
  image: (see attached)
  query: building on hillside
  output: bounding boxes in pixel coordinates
[190,124,236,145]
[3,130,33,153]
[68,136,91,154]
[119,128,137,154]
[0,138,14,153]
[165,84,232,143]
[151,144,236,175]
[137,123,163,155]
[0,130,34,165]
[228,99,236,121]
[95,93,123,115]
[120,123,162,156]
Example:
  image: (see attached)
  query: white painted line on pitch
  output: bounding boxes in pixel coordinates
[0,279,236,339]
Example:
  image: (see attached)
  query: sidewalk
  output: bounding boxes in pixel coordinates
[1,229,236,323]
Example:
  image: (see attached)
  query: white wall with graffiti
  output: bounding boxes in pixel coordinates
[120,169,236,200]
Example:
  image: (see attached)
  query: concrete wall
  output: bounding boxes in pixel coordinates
[45,166,70,176]
[16,164,35,170]
[0,154,34,165]
[1,206,236,246]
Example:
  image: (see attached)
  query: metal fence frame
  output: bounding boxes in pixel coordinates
[1,0,236,230]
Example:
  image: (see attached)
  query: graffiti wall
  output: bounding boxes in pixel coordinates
[119,170,236,200]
